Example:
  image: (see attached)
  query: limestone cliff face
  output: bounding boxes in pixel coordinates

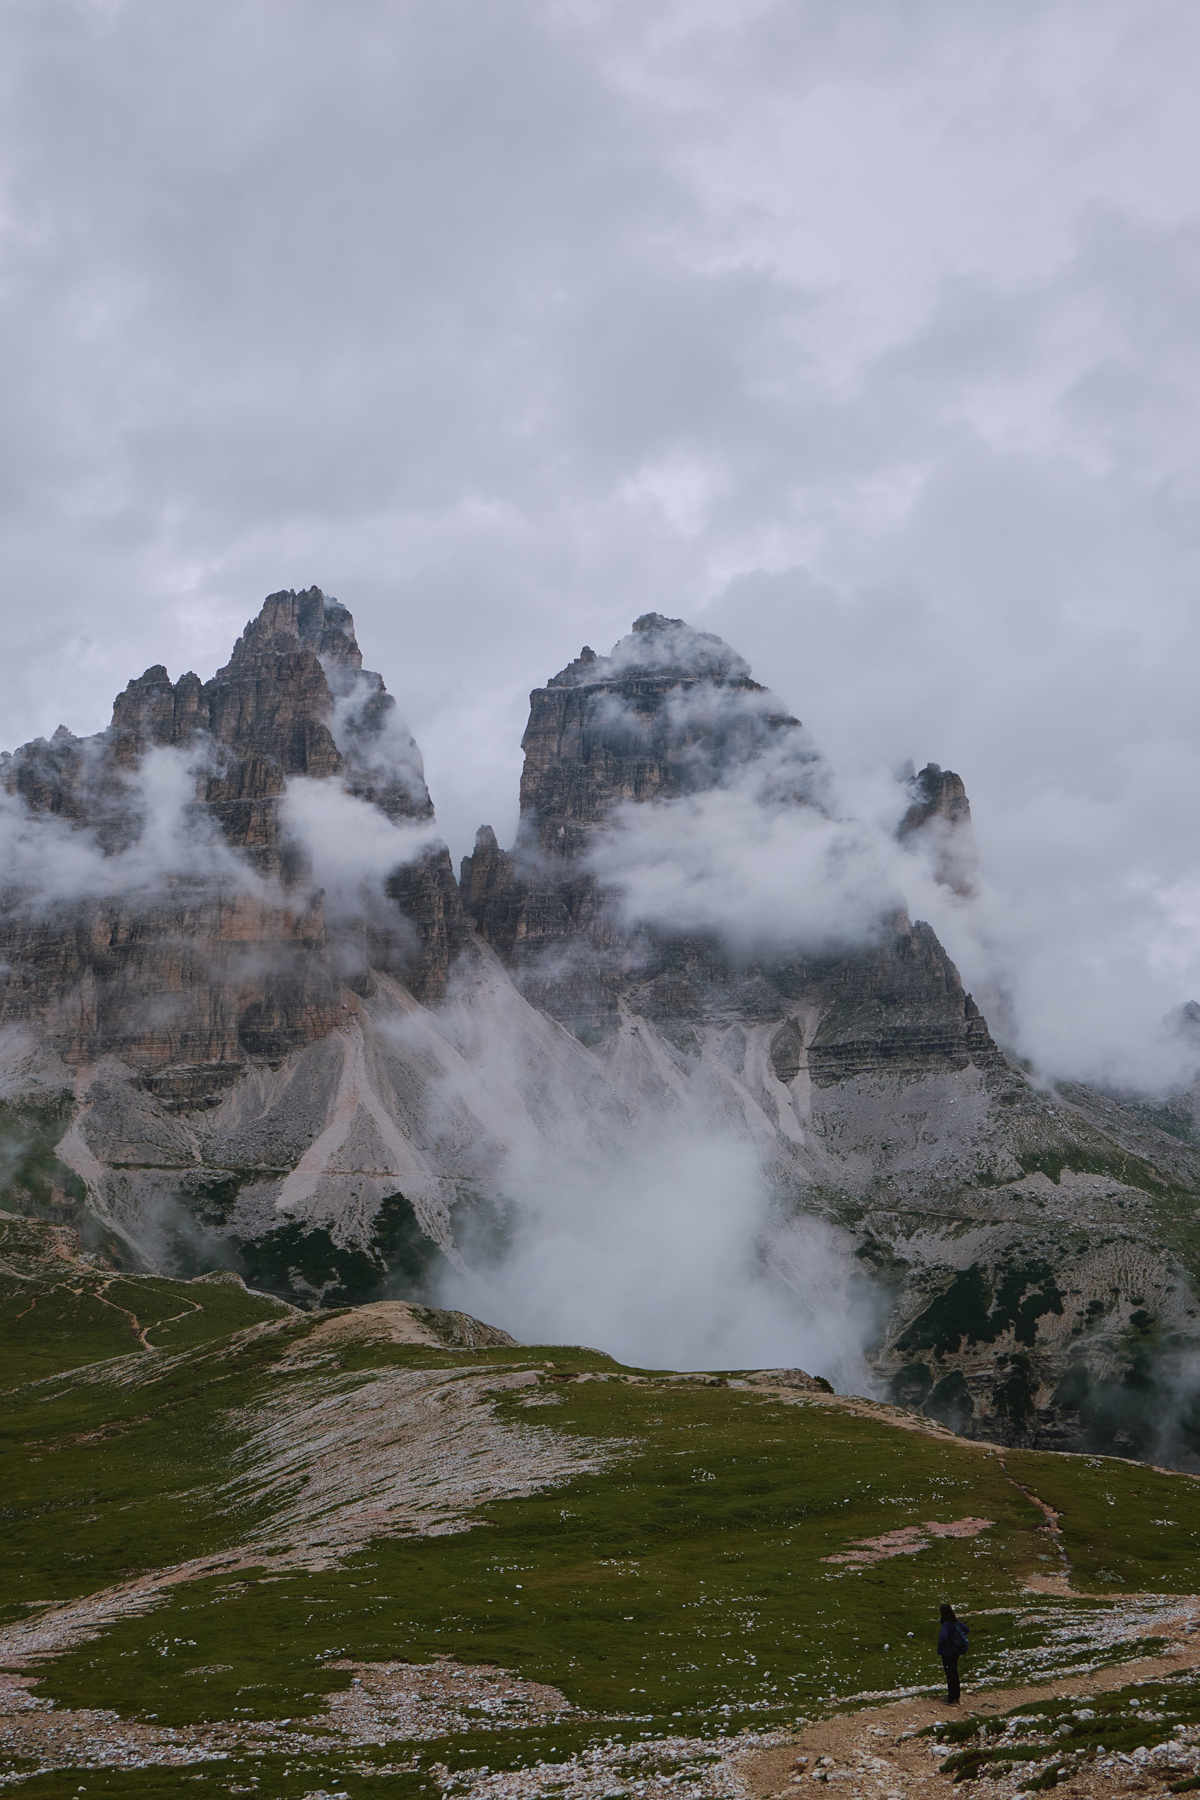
[517,613,814,859]
[107,586,434,865]
[0,589,467,1095]
[0,889,339,1082]
[461,612,991,1073]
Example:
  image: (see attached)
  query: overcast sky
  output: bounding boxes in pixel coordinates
[3,0,1200,1084]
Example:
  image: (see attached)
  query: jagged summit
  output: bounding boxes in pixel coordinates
[548,613,755,689]
[461,613,992,1074]
[118,584,434,831]
[4,588,434,864]
[518,614,813,865]
[0,587,467,1081]
[464,610,824,989]
[899,762,978,898]
[233,585,363,671]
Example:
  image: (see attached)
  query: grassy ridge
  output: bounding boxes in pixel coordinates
[1,1318,315,1625]
[10,1341,1200,1725]
[27,1371,1051,1727]
[0,1206,293,1388]
[1005,1447,1200,1592]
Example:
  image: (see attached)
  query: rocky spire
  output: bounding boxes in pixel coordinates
[461,614,999,1077]
[898,763,979,897]
[24,588,435,868]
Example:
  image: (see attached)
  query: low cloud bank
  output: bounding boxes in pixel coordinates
[590,758,918,957]
[445,1125,876,1387]
[279,778,443,921]
[0,744,255,905]
[425,966,879,1387]
[586,725,1200,1095]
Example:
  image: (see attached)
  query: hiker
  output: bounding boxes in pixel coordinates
[937,1603,968,1704]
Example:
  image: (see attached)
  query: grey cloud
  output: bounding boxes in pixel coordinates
[3,1,1200,1090]
[0,741,260,906]
[279,778,441,923]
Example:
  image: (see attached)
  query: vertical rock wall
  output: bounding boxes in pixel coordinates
[0,588,467,1089]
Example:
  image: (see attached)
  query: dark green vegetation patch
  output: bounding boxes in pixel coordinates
[896,1258,1064,1361]
[178,1186,453,1308]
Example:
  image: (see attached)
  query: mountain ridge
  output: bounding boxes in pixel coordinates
[3,588,1200,1461]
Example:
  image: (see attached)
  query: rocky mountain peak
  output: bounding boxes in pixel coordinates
[898,762,978,897]
[97,587,433,853]
[900,763,972,834]
[0,589,467,1082]
[548,613,754,690]
[517,615,811,865]
[461,612,992,1072]
[228,586,364,676]
[4,587,434,861]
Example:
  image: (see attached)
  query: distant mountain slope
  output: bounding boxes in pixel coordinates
[459,613,1200,1458]
[3,592,1200,1458]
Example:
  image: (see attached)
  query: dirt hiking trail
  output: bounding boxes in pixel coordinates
[744,1608,1200,1799]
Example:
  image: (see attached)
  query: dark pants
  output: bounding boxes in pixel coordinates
[942,1656,961,1703]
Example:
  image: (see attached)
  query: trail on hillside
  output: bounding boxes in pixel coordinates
[745,1621,1200,1799]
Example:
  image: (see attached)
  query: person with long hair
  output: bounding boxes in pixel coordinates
[937,1602,968,1704]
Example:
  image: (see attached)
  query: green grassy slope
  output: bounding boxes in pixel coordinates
[16,1364,1047,1726]
[0,1210,292,1385]
[5,1228,1200,1798]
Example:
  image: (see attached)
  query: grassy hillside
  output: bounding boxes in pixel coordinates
[4,1216,1200,1798]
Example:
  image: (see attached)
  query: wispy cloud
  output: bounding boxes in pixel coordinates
[2,0,1199,1087]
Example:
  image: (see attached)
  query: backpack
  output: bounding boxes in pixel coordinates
[949,1621,969,1657]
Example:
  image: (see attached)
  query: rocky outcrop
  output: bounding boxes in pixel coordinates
[0,589,467,1090]
[461,613,995,1069]
[898,762,978,896]
[899,762,970,836]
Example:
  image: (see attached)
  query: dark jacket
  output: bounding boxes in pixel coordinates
[939,1620,967,1657]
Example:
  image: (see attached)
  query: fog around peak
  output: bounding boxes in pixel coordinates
[551,615,755,688]
[0,743,261,907]
[3,1,1200,1090]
